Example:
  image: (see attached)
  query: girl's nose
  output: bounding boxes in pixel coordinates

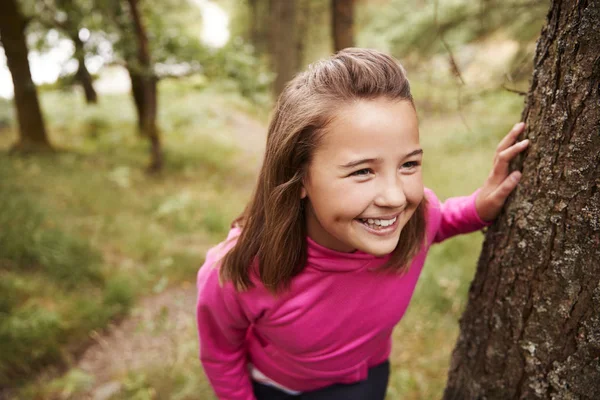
[375,178,407,209]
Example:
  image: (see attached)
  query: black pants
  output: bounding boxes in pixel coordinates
[252,360,390,400]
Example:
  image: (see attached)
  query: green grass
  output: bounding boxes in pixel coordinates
[0,72,525,398]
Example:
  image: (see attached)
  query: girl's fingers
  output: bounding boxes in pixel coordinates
[490,139,530,184]
[490,171,521,202]
[496,122,526,153]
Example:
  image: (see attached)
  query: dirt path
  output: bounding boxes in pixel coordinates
[71,109,266,400]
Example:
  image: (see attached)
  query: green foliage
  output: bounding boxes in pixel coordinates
[359,0,547,60]
[0,305,63,381]
[0,182,103,289]
[103,274,136,315]
[201,205,230,237]
[198,38,274,104]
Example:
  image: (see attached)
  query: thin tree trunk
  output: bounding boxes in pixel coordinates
[444,1,600,398]
[331,0,354,52]
[126,0,162,172]
[128,68,145,133]
[0,0,51,150]
[73,35,97,104]
[269,0,298,98]
[296,0,309,70]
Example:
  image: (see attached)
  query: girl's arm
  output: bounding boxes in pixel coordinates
[196,257,255,400]
[430,188,493,244]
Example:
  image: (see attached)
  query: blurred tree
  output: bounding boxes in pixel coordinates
[34,0,98,104]
[0,0,51,151]
[269,0,299,97]
[247,0,270,57]
[98,0,203,171]
[331,0,355,51]
[125,0,161,172]
[444,0,600,398]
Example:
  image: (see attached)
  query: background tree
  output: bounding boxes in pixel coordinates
[331,0,355,51]
[35,0,98,104]
[0,0,51,151]
[247,0,270,58]
[444,0,600,398]
[99,0,203,171]
[269,0,298,97]
[125,0,161,172]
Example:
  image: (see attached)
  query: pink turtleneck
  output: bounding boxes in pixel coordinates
[196,188,492,399]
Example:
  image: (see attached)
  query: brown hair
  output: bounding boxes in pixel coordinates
[220,48,428,293]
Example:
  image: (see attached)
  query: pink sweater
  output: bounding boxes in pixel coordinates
[196,188,492,399]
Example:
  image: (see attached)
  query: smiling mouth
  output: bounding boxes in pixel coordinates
[357,215,398,230]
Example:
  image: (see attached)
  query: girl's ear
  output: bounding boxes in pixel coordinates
[300,186,307,199]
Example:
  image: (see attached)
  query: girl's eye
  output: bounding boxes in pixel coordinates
[350,168,372,177]
[402,161,420,169]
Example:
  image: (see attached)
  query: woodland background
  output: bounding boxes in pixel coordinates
[0,0,550,398]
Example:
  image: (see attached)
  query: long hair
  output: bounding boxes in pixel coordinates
[220,48,428,293]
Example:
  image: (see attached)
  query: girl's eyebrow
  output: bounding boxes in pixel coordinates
[338,149,424,169]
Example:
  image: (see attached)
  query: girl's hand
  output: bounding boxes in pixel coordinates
[476,122,529,222]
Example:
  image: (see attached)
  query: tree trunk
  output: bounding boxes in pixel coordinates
[444,1,600,399]
[73,35,97,104]
[126,0,162,172]
[295,0,309,70]
[331,0,354,52]
[269,0,298,98]
[128,68,145,133]
[247,0,269,57]
[0,0,51,150]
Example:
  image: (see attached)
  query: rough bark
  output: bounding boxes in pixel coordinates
[126,0,162,172]
[269,0,298,98]
[331,0,354,52]
[444,1,600,399]
[0,0,51,150]
[73,34,97,104]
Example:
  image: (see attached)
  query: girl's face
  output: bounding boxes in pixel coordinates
[301,98,424,256]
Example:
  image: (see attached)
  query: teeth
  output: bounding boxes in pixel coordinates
[360,216,397,229]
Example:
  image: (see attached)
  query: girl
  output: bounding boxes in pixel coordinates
[196,48,529,400]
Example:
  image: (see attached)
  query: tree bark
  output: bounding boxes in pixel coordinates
[126,0,162,172]
[444,1,600,399]
[0,0,51,150]
[331,0,354,52]
[269,0,298,98]
[73,34,97,104]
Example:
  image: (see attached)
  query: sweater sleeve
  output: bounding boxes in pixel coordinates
[428,188,494,244]
[196,239,255,400]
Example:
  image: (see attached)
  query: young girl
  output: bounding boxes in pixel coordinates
[196,48,529,400]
